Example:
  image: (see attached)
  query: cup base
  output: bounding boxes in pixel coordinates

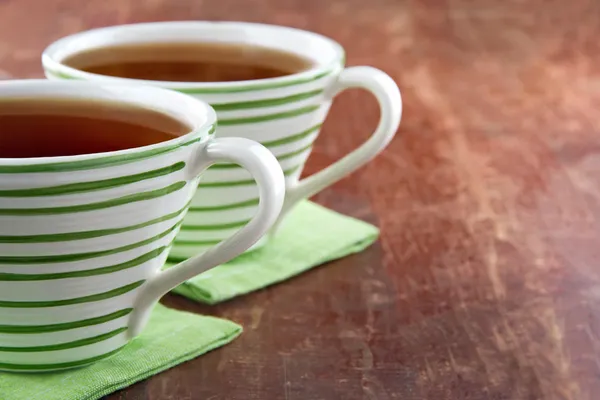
[0,363,93,373]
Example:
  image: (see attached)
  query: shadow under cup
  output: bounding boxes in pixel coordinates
[42,21,402,260]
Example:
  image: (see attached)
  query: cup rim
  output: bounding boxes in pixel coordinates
[0,79,216,166]
[41,21,346,93]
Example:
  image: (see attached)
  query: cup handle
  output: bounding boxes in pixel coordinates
[273,66,402,232]
[127,137,285,338]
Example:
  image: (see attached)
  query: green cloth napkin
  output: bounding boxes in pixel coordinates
[0,304,242,400]
[171,200,379,304]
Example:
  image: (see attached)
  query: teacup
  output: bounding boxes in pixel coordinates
[0,80,284,372]
[42,21,402,259]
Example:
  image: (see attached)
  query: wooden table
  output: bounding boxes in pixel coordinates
[0,0,598,398]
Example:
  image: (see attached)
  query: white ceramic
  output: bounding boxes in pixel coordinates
[42,21,402,259]
[0,80,284,372]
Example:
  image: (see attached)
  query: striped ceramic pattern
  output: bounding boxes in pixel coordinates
[45,66,342,259]
[0,128,211,372]
[39,22,410,264]
[172,70,340,259]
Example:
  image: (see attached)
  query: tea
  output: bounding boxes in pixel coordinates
[0,98,189,158]
[62,42,315,82]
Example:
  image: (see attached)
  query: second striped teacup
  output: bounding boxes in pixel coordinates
[42,21,403,258]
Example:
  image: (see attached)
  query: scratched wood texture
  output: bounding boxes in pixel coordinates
[0,0,598,399]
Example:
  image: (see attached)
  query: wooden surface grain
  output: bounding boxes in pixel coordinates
[0,0,598,399]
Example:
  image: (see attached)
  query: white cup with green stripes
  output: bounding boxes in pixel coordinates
[42,21,402,259]
[0,80,284,372]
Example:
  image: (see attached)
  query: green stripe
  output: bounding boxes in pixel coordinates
[173,239,222,246]
[46,67,338,94]
[0,162,185,197]
[0,247,167,281]
[0,327,127,352]
[46,68,336,94]
[211,143,312,169]
[262,124,322,147]
[0,201,190,243]
[0,182,186,215]
[175,69,336,94]
[180,220,250,231]
[188,198,259,212]
[0,125,213,173]
[0,221,181,264]
[218,105,320,126]
[198,166,299,188]
[0,280,144,308]
[0,308,132,333]
[0,345,125,371]
[45,70,78,80]
[212,89,323,111]
[278,143,313,161]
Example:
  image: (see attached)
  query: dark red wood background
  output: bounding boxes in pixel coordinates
[1,0,598,398]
